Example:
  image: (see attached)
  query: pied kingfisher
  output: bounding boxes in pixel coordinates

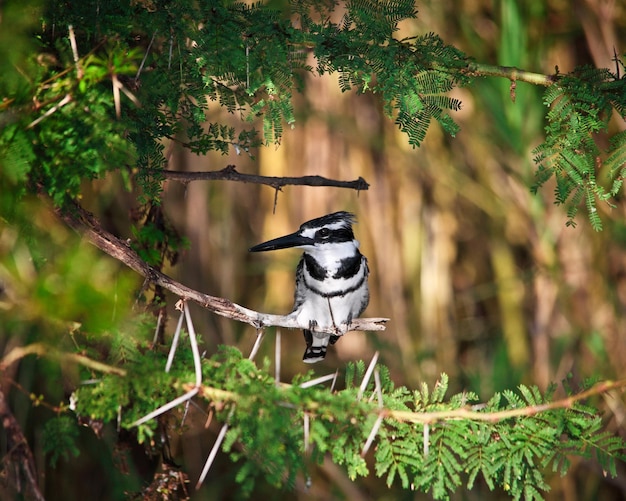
[250,211,369,363]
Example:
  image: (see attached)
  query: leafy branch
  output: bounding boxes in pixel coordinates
[532,65,626,230]
[71,333,625,500]
[2,0,624,225]
[189,375,626,425]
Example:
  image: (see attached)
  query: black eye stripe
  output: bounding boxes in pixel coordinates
[310,227,354,243]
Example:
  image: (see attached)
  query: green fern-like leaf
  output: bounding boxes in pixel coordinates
[42,415,81,467]
[420,422,467,499]
[533,64,626,229]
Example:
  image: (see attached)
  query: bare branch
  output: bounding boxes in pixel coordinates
[161,165,370,191]
[56,201,388,334]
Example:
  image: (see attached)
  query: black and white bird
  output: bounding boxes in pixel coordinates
[250,211,369,363]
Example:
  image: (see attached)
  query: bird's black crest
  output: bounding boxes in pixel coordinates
[300,211,356,230]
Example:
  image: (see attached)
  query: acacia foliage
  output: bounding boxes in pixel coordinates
[2,1,625,225]
[1,0,626,499]
[532,65,626,230]
[1,0,468,209]
[70,330,625,500]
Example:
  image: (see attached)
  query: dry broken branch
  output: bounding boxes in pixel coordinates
[161,165,370,191]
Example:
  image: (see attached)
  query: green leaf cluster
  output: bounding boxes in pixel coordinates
[42,415,81,467]
[532,65,626,230]
[0,41,139,207]
[4,1,624,228]
[1,0,472,211]
[72,340,626,499]
[296,0,469,146]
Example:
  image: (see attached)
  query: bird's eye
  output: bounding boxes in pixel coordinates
[317,228,331,238]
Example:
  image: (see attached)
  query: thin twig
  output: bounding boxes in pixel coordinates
[112,74,122,118]
[303,412,310,453]
[330,369,339,393]
[130,387,199,427]
[204,409,214,430]
[361,414,384,457]
[168,33,174,70]
[122,84,141,104]
[68,25,82,78]
[463,62,558,86]
[182,300,202,387]
[361,368,385,456]
[374,368,383,408]
[153,309,164,346]
[181,398,191,426]
[136,30,157,81]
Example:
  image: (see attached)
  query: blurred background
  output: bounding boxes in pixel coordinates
[2,0,626,499]
[144,1,626,497]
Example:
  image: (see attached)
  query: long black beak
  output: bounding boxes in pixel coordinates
[249,231,314,252]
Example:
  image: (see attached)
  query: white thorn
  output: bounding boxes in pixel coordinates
[361,414,384,456]
[275,330,281,386]
[165,308,185,373]
[130,387,199,427]
[299,373,338,389]
[358,351,379,400]
[248,329,265,361]
[183,301,203,387]
[196,422,230,489]
[374,368,384,409]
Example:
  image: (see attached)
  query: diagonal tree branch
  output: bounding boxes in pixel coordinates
[0,343,127,376]
[160,165,370,191]
[56,201,388,334]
